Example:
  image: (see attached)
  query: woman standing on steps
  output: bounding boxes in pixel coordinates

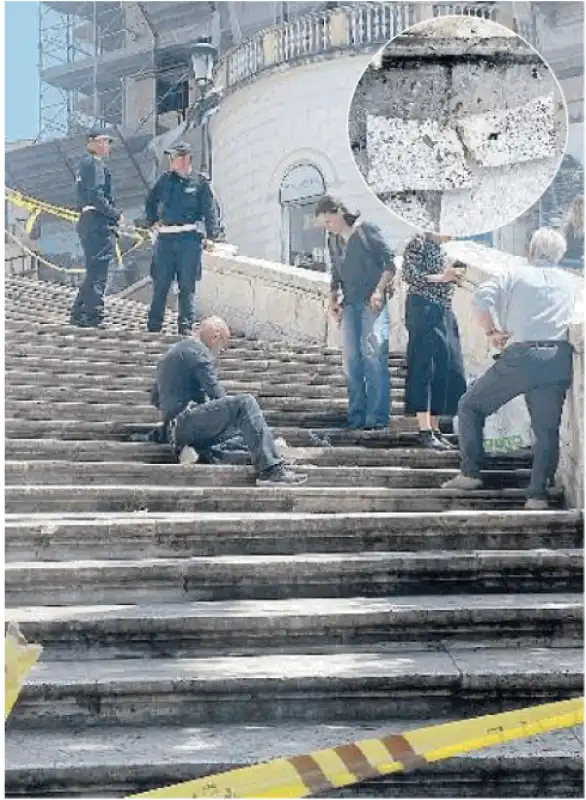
[315,196,396,430]
[401,232,467,450]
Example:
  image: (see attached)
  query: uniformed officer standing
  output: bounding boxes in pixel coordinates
[70,129,122,328]
[145,141,220,335]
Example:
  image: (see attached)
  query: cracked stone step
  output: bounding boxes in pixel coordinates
[3,440,523,467]
[5,722,582,799]
[5,484,557,515]
[3,462,532,490]
[5,419,424,440]
[7,594,582,657]
[7,510,579,562]
[7,648,582,731]
[5,549,582,606]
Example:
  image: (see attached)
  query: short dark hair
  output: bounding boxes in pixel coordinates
[314,195,360,226]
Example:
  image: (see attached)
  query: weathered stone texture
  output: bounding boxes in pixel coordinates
[367,115,473,192]
[456,95,557,168]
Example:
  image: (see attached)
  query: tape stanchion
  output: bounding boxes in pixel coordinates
[5,623,43,721]
[127,697,584,799]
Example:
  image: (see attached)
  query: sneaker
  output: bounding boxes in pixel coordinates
[418,430,450,450]
[525,498,549,511]
[441,473,483,490]
[179,446,199,465]
[433,431,457,450]
[257,465,308,485]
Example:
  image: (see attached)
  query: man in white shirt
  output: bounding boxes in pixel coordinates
[442,228,578,510]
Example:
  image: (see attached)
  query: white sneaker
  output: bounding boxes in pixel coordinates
[524,498,549,511]
[441,473,483,490]
[179,446,199,465]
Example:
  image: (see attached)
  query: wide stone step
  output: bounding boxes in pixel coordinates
[4,461,532,490]
[6,419,424,440]
[6,510,581,561]
[6,345,392,369]
[5,366,355,388]
[5,484,555,515]
[3,439,523,467]
[5,399,407,422]
[5,383,405,402]
[8,648,582,730]
[5,722,582,798]
[7,594,581,657]
[6,549,582,606]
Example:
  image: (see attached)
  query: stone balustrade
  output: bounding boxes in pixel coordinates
[216,2,497,93]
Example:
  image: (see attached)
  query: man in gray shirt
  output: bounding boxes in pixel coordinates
[442,229,578,510]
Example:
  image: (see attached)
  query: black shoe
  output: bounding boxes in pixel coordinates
[433,431,457,450]
[418,430,451,450]
[257,465,308,485]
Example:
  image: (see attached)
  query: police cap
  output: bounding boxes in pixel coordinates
[164,141,192,157]
[87,128,113,142]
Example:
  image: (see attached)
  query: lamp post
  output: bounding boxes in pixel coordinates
[191,40,218,179]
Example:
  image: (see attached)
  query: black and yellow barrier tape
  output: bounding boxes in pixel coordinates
[5,187,151,272]
[127,697,584,798]
[5,624,43,721]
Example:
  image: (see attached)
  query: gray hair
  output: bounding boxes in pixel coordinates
[529,228,567,265]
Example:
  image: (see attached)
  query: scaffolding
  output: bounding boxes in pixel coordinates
[37,1,126,141]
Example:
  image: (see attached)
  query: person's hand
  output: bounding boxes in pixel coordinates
[488,330,510,350]
[329,297,341,323]
[427,265,461,283]
[369,289,384,312]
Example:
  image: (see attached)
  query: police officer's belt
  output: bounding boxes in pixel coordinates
[157,223,203,234]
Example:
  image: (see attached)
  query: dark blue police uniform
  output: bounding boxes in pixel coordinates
[145,142,219,335]
[70,131,121,327]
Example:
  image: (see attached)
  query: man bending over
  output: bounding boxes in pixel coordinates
[442,229,577,510]
[151,316,308,486]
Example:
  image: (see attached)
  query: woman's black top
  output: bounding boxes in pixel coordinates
[402,234,455,310]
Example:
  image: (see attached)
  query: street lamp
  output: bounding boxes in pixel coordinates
[190,39,219,179]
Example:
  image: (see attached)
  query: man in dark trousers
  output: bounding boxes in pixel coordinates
[151,316,308,485]
[146,141,219,335]
[70,129,122,328]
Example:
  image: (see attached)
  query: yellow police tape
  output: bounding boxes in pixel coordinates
[5,623,43,721]
[5,187,150,273]
[127,697,584,798]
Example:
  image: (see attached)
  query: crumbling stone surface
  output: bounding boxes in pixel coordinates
[456,95,557,168]
[367,116,473,192]
[349,15,568,236]
[439,159,562,237]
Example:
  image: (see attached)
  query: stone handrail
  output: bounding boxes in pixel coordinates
[215,2,497,93]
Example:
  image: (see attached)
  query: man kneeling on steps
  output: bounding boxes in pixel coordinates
[150,316,308,486]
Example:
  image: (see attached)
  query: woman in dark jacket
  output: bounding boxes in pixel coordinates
[315,196,396,430]
[402,232,467,449]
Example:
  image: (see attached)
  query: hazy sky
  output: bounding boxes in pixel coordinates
[5,1,40,141]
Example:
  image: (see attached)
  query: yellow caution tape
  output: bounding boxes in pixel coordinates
[5,623,43,721]
[128,697,584,798]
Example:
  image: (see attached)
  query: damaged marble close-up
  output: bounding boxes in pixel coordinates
[349,16,568,236]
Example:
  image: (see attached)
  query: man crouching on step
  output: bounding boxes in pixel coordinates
[150,316,308,486]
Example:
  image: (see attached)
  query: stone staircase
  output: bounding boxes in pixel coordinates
[4,276,584,798]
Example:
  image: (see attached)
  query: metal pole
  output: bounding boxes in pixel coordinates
[92,0,99,125]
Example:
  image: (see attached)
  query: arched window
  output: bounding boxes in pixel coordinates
[279,163,327,272]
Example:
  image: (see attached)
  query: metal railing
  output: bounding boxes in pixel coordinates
[217,2,514,92]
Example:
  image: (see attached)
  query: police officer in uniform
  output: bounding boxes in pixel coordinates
[145,141,219,335]
[70,129,122,328]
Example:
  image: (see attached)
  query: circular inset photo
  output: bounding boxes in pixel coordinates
[348,15,568,237]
